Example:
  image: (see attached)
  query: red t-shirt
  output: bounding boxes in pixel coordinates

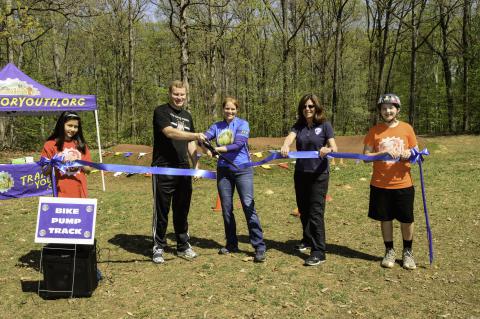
[41,140,91,198]
[364,121,417,189]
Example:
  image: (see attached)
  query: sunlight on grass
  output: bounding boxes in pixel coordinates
[0,135,479,318]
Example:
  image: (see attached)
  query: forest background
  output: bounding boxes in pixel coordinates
[0,0,479,151]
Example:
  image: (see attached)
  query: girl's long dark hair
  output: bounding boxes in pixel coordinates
[47,111,87,154]
[295,93,327,126]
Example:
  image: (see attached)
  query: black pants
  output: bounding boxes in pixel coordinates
[152,174,192,251]
[294,171,329,258]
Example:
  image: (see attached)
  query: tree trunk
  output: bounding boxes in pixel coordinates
[409,0,418,128]
[179,0,190,105]
[128,0,136,141]
[0,0,14,149]
[439,2,454,132]
[462,0,470,131]
[281,0,290,134]
[51,11,63,89]
[332,1,348,128]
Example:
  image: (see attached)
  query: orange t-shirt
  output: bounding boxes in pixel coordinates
[41,140,91,198]
[364,121,417,189]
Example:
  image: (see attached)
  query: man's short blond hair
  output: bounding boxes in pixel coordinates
[169,80,186,93]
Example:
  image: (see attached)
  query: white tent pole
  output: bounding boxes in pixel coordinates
[94,110,106,192]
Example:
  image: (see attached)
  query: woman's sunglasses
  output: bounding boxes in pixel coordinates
[303,104,315,109]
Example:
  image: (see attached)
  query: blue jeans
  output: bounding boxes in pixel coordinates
[217,167,266,252]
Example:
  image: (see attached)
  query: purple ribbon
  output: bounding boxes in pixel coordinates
[75,160,217,179]
[39,156,217,180]
[37,154,67,197]
[242,148,433,264]
[240,151,396,169]
[410,148,434,264]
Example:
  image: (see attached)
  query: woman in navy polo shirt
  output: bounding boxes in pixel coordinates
[205,97,267,262]
[280,93,338,266]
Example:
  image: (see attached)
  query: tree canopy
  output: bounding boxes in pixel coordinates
[1,0,479,150]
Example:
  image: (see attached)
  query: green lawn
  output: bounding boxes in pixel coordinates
[1,135,479,318]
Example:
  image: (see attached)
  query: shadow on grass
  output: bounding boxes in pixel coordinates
[108,233,224,258]
[237,234,308,258]
[17,250,41,272]
[21,280,39,293]
[326,243,381,261]
[237,235,380,261]
[108,234,152,257]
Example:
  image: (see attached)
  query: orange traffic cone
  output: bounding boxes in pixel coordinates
[278,163,289,169]
[291,207,301,217]
[212,194,222,212]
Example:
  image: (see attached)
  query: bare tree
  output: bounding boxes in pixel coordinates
[461,0,471,131]
[164,0,193,99]
[331,0,352,128]
[425,0,462,132]
[365,0,407,127]
[263,0,312,133]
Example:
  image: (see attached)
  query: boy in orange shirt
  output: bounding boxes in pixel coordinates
[363,94,417,270]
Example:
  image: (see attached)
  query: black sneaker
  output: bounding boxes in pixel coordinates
[254,250,266,263]
[295,243,311,252]
[304,255,326,266]
[218,247,239,255]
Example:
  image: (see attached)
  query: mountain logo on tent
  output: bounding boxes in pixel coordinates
[0,78,40,96]
[0,171,14,193]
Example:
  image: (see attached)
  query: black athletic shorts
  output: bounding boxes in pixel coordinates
[368,185,415,223]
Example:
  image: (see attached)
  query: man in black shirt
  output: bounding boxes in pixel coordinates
[151,80,206,264]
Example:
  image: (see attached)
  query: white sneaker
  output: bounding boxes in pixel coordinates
[177,247,198,259]
[402,249,417,270]
[381,248,396,268]
[152,248,165,264]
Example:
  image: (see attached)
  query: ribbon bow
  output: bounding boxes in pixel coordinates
[38,154,69,174]
[409,148,430,164]
[38,154,66,197]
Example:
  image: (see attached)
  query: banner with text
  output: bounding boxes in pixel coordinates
[35,197,97,245]
[0,163,52,200]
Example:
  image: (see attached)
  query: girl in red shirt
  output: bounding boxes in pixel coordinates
[41,111,91,198]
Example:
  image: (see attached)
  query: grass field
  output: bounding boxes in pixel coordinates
[1,135,479,318]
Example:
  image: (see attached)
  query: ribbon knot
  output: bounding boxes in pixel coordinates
[38,154,73,174]
[409,148,430,164]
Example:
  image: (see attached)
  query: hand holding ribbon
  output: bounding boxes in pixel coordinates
[409,148,430,164]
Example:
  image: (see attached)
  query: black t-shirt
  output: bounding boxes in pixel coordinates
[151,103,195,167]
[292,121,335,173]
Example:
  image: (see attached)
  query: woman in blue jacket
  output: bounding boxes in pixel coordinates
[205,97,266,262]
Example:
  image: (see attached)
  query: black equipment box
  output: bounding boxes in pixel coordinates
[40,242,98,298]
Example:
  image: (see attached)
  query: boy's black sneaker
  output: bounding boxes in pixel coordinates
[295,243,311,252]
[304,255,326,266]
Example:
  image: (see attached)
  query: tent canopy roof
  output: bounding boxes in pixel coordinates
[0,63,96,115]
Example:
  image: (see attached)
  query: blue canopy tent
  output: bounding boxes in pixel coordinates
[0,63,105,191]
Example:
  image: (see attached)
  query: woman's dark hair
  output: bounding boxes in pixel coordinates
[47,111,87,153]
[295,93,327,126]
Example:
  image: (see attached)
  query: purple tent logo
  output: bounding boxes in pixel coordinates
[0,171,14,193]
[0,78,40,95]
